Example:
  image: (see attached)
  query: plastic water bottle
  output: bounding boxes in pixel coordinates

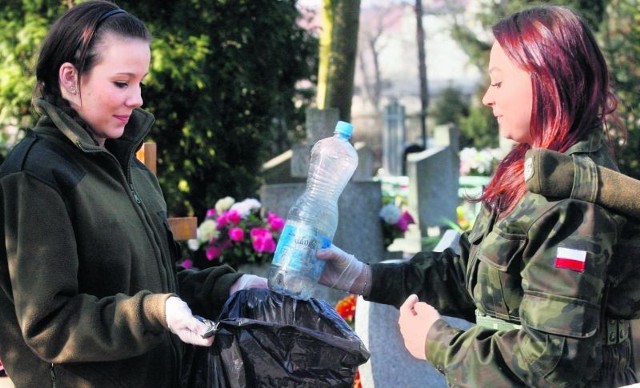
[268,121,359,299]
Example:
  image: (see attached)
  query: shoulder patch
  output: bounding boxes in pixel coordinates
[0,132,85,193]
[524,155,534,182]
[0,132,38,176]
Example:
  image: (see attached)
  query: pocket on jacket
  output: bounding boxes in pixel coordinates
[478,230,526,270]
[474,229,526,318]
[520,290,599,338]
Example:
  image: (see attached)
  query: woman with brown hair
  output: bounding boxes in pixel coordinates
[0,1,265,386]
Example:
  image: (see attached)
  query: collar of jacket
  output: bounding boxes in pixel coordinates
[33,99,155,157]
[564,127,604,155]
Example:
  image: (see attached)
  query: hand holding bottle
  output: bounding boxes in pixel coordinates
[268,121,359,299]
[316,245,371,296]
[165,297,214,346]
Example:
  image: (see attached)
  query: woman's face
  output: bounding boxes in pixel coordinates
[482,42,533,145]
[68,33,150,146]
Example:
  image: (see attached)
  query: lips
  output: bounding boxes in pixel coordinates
[114,115,130,125]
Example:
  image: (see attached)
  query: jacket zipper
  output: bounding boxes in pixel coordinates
[126,151,180,383]
[50,363,56,388]
[127,160,178,299]
[129,183,142,204]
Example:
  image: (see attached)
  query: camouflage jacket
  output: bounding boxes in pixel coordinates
[368,131,635,387]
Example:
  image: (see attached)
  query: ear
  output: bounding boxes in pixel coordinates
[59,62,79,100]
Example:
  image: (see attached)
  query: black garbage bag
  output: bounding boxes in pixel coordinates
[182,288,370,388]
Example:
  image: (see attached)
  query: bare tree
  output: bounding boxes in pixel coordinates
[356,5,404,113]
[317,0,361,121]
[415,0,428,148]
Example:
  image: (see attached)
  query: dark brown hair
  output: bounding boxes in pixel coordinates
[34,1,151,113]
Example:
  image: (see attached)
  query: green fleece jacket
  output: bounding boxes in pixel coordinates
[0,100,241,387]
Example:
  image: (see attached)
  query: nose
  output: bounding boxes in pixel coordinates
[126,86,144,108]
[482,87,493,107]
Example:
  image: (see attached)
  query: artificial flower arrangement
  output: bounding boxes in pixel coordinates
[185,197,285,270]
[379,201,415,248]
[184,195,414,269]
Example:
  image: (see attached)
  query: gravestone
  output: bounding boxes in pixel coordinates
[355,293,473,388]
[263,108,375,185]
[355,252,472,388]
[382,100,406,176]
[291,108,340,178]
[406,124,460,240]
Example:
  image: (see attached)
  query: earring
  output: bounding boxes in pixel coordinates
[69,86,77,95]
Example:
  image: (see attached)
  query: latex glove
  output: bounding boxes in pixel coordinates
[229,274,268,295]
[165,297,214,346]
[398,294,441,360]
[316,244,370,296]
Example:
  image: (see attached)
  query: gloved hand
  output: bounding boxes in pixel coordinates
[165,297,214,346]
[316,244,371,296]
[229,274,268,295]
[398,294,441,360]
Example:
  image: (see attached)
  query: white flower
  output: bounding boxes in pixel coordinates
[459,147,506,176]
[197,219,219,244]
[187,238,200,251]
[379,203,402,224]
[230,198,261,218]
[215,196,235,214]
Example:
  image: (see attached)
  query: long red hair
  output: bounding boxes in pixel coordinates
[479,6,622,215]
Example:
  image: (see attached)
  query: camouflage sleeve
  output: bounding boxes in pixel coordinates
[367,235,476,322]
[424,199,621,386]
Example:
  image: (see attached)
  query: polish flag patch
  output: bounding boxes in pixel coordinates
[554,247,587,272]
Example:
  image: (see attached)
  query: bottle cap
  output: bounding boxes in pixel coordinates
[334,121,354,138]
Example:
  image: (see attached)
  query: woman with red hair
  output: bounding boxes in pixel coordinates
[317,5,635,386]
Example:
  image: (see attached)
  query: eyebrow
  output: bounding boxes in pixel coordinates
[114,72,149,77]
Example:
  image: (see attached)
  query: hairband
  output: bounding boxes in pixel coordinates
[71,8,127,66]
[97,8,126,26]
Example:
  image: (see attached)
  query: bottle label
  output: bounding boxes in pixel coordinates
[272,223,331,278]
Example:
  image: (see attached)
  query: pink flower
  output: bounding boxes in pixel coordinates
[251,229,276,253]
[188,198,288,269]
[215,212,228,229]
[395,211,415,232]
[267,212,285,232]
[250,227,269,239]
[180,259,194,269]
[228,227,245,242]
[205,245,223,260]
[226,210,242,225]
[250,228,276,253]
